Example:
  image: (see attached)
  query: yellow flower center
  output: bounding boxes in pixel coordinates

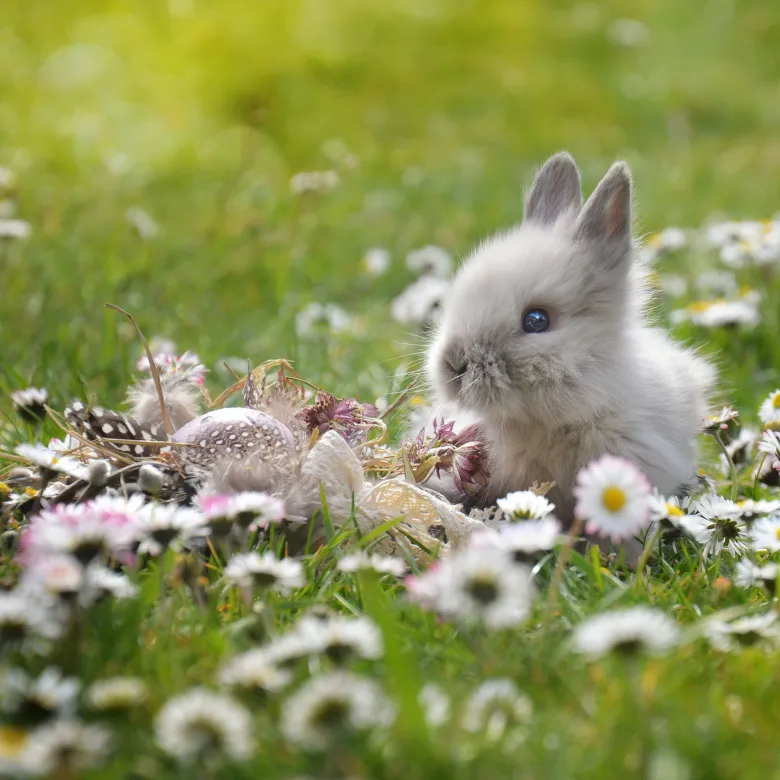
[666,504,684,517]
[0,727,28,759]
[602,486,626,513]
[772,393,780,410]
[775,528,780,541]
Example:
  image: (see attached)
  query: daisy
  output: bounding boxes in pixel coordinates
[573,456,651,541]
[496,490,555,520]
[81,565,139,605]
[86,677,148,710]
[218,655,293,693]
[758,390,780,429]
[337,552,407,577]
[222,552,305,595]
[683,495,748,557]
[2,668,80,724]
[406,245,453,278]
[22,503,137,565]
[702,406,739,435]
[362,247,391,277]
[406,548,535,630]
[197,492,285,533]
[0,589,64,649]
[688,299,760,328]
[289,170,339,195]
[734,498,780,521]
[227,631,321,671]
[19,720,112,776]
[750,516,780,554]
[418,684,450,729]
[648,492,693,530]
[733,559,778,592]
[155,688,254,763]
[644,227,687,258]
[470,517,562,561]
[0,218,31,239]
[10,387,49,423]
[136,503,209,556]
[19,554,85,601]
[461,678,532,742]
[295,615,383,664]
[719,428,757,475]
[758,429,780,458]
[15,443,88,481]
[391,276,451,325]
[571,607,681,658]
[279,671,395,751]
[703,612,780,652]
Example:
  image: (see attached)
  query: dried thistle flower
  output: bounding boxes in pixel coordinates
[298,391,379,446]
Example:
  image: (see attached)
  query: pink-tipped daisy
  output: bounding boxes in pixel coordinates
[573,455,651,541]
[759,390,780,429]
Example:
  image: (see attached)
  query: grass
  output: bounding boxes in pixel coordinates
[2,1,780,777]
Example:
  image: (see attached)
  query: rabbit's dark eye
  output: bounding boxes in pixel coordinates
[522,308,550,334]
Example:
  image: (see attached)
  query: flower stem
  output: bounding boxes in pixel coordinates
[634,524,662,590]
[543,516,584,631]
[713,432,737,502]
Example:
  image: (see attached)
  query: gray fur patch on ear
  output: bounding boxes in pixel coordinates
[575,161,632,245]
[524,152,583,226]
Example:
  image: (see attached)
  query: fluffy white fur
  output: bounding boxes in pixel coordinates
[126,375,201,432]
[426,152,716,527]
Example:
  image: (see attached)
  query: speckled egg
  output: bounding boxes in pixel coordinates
[173,408,298,469]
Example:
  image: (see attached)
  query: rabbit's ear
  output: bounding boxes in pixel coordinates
[524,152,582,225]
[574,162,632,264]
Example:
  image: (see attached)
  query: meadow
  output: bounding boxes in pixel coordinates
[2,1,780,777]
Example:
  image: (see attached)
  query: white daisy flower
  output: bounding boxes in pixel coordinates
[406,245,453,279]
[136,503,209,556]
[759,390,780,429]
[683,495,748,557]
[657,273,688,298]
[19,719,112,776]
[419,683,450,729]
[230,492,285,530]
[362,247,391,277]
[572,607,681,658]
[81,565,139,605]
[280,671,395,751]
[23,503,138,565]
[289,170,339,195]
[295,302,355,337]
[222,552,305,594]
[406,548,535,630]
[295,615,383,664]
[573,455,651,541]
[10,387,49,423]
[719,428,758,475]
[218,654,293,693]
[0,667,80,719]
[470,517,562,560]
[0,218,31,239]
[337,552,407,577]
[0,589,64,648]
[644,227,687,258]
[703,611,780,652]
[461,678,532,742]
[735,498,780,520]
[684,299,760,328]
[126,206,159,239]
[750,516,780,553]
[758,429,780,458]
[496,489,555,520]
[695,269,737,296]
[14,443,88,481]
[702,406,740,434]
[391,276,451,325]
[733,559,778,591]
[648,492,693,529]
[19,554,85,601]
[155,688,254,763]
[86,677,148,710]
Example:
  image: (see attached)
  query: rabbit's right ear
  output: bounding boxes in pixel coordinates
[524,152,582,226]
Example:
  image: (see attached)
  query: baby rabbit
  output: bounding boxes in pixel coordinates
[426,152,715,527]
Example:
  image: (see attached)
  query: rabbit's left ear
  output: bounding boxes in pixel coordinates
[524,152,582,225]
[574,162,632,259]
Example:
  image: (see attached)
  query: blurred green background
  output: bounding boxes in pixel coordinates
[1,0,779,416]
